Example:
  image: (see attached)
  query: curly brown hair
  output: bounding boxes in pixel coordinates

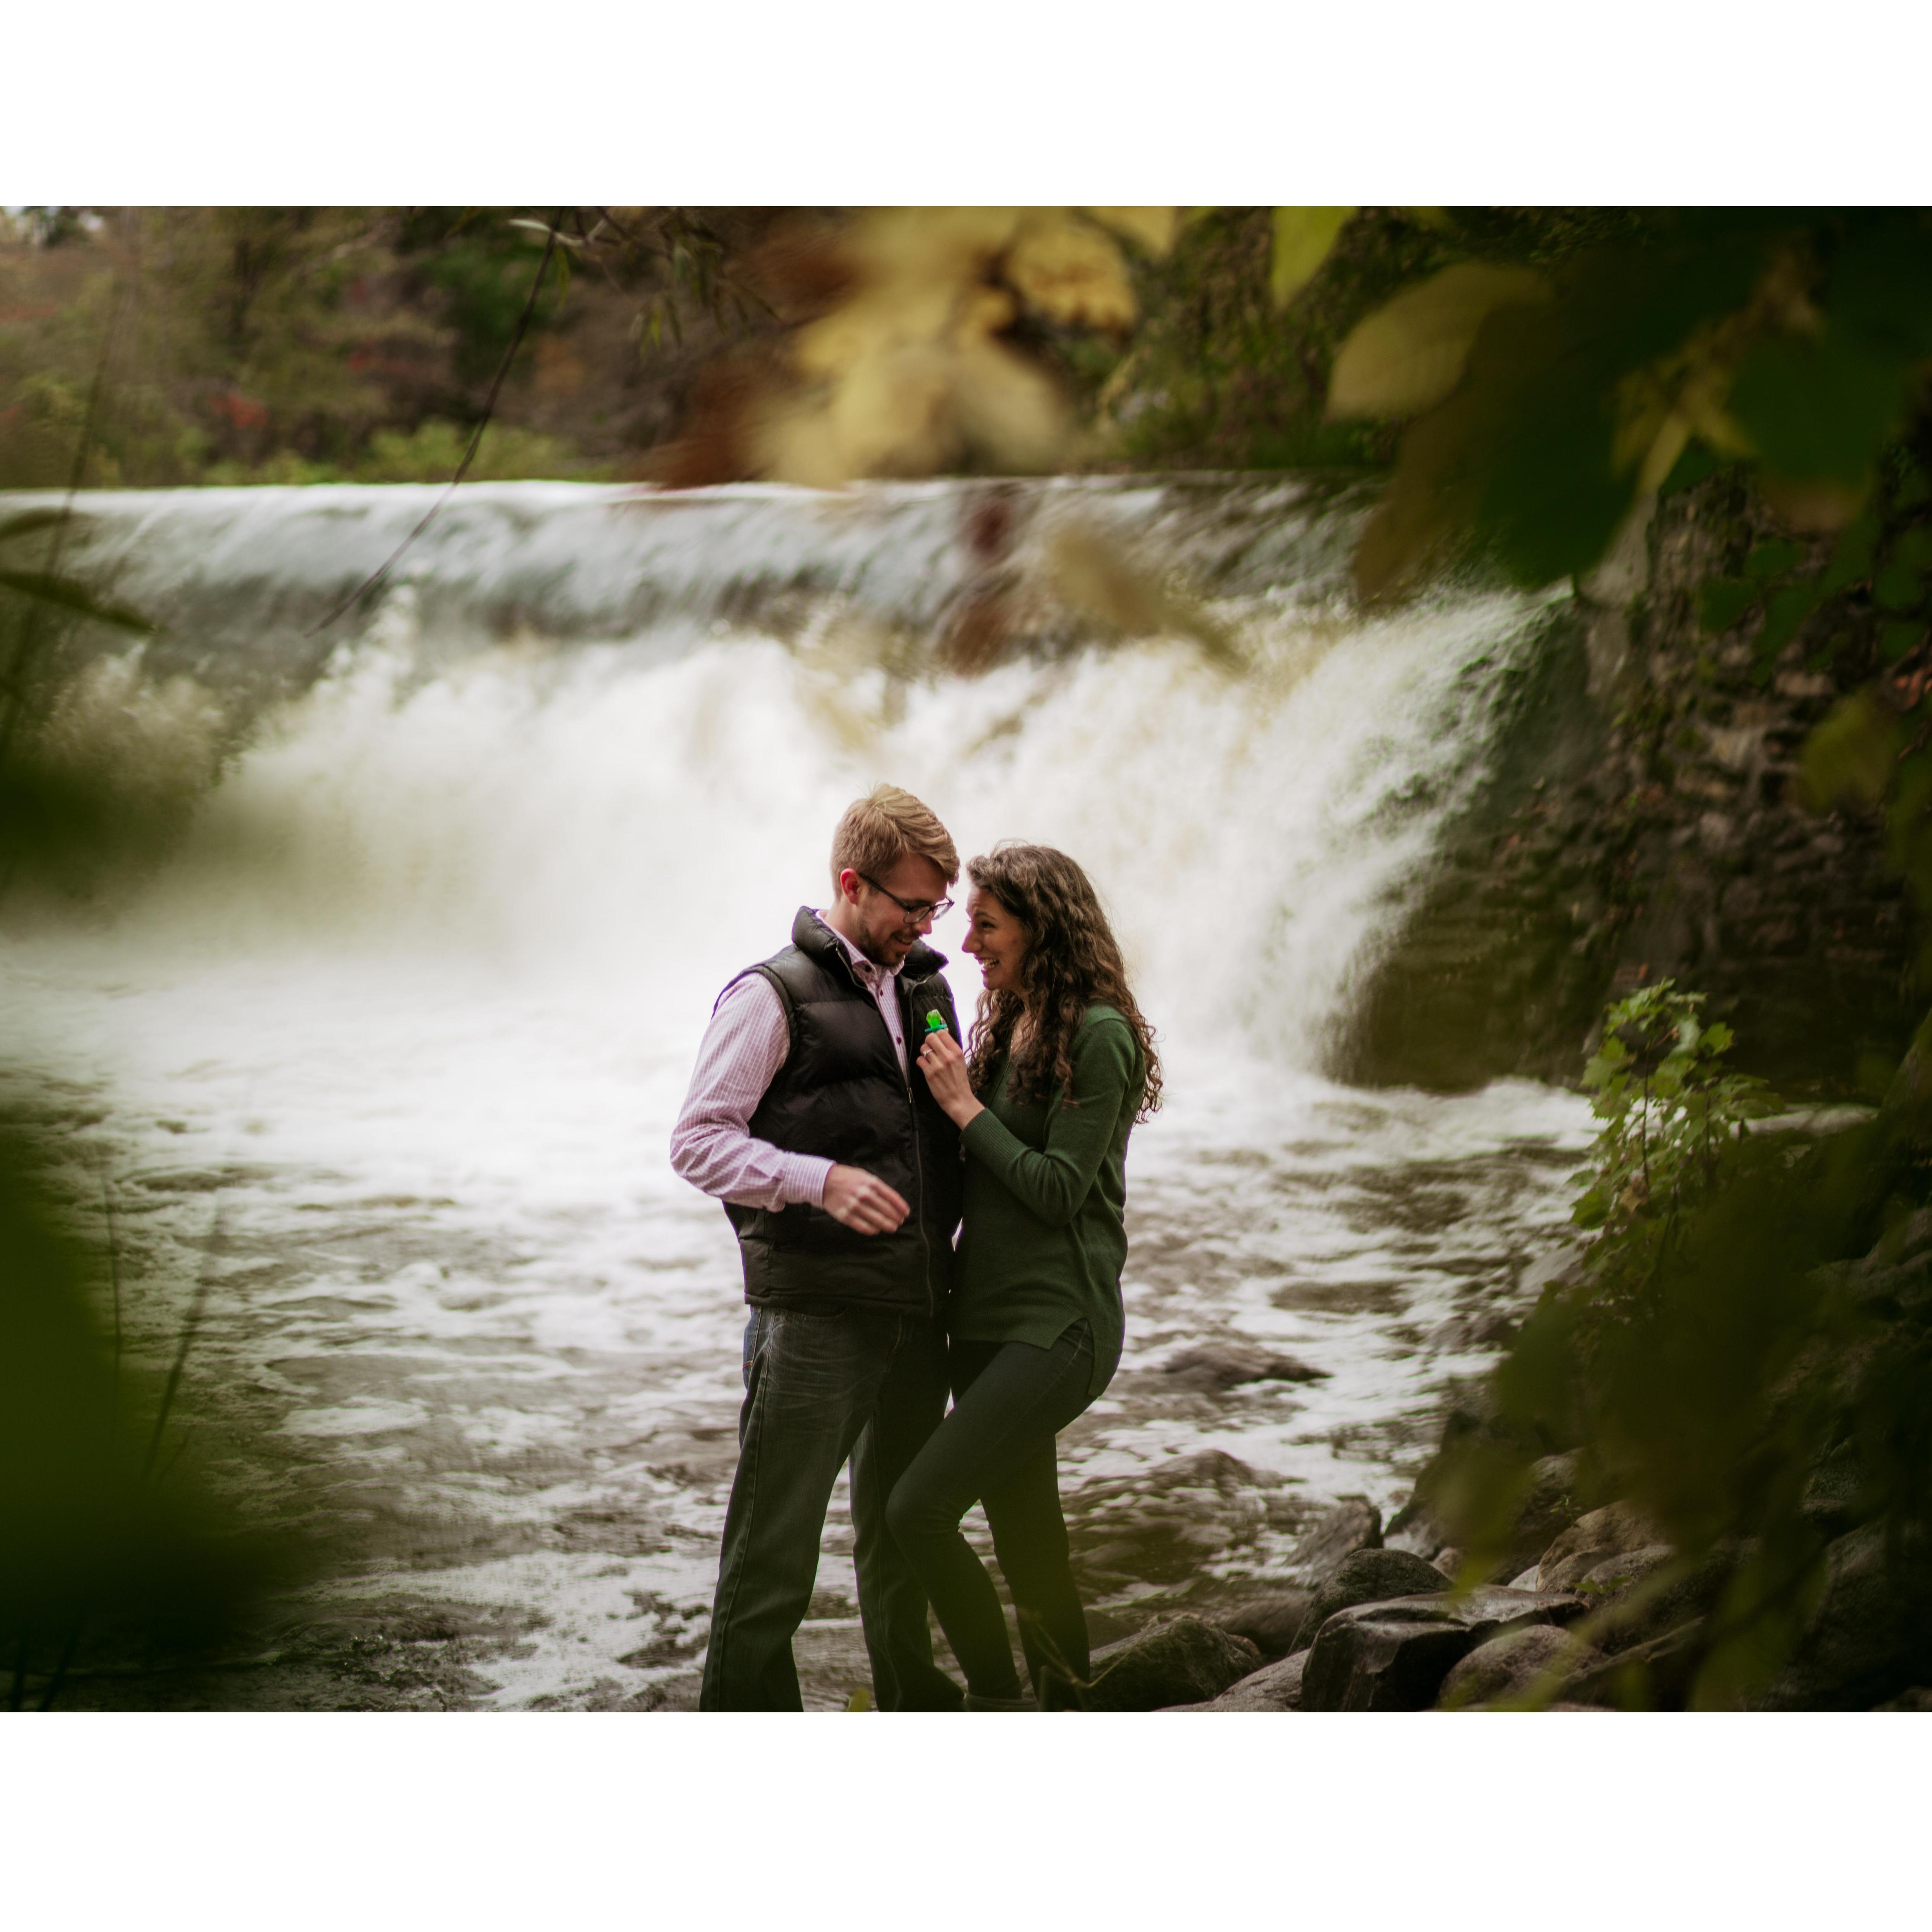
[963,842,1163,1123]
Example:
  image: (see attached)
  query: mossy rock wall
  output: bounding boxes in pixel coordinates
[1339,473,1917,1096]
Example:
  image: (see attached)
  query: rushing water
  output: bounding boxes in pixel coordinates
[0,478,1593,1708]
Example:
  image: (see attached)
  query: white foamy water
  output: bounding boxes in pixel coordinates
[0,479,1591,1708]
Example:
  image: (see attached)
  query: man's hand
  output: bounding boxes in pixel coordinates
[823,1164,911,1235]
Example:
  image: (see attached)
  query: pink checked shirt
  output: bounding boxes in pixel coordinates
[668,913,911,1212]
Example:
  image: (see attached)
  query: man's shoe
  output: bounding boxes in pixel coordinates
[962,1691,1035,1711]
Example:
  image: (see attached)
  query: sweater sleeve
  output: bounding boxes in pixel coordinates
[960,1018,1138,1227]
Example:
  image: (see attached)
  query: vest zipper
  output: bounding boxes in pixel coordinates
[849,944,936,1320]
[903,984,937,1320]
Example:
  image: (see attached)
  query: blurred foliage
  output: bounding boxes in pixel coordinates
[0,522,312,1711]
[0,481,297,1706]
[1324,209,1932,601]
[0,1112,294,1708]
[643,206,1656,486]
[0,203,1700,494]
[1431,982,1932,1708]
[645,208,1177,487]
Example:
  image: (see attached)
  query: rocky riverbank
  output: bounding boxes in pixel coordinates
[1082,1462,1929,1712]
[1037,1191,1932,1715]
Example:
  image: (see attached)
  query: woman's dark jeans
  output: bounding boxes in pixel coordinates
[885,1324,1097,1703]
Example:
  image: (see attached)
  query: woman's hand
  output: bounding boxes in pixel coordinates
[917,1026,983,1129]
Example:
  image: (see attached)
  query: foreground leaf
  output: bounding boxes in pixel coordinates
[1328,263,1551,420]
[1269,207,1354,310]
[1728,327,1913,488]
[1007,213,1138,332]
[1799,692,1899,810]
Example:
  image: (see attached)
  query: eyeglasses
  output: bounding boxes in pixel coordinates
[857,872,954,923]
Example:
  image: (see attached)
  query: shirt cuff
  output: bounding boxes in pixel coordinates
[779,1153,835,1208]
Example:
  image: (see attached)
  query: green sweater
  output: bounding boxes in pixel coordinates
[952,1004,1142,1397]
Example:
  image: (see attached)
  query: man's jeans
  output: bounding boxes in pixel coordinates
[699,1304,964,1711]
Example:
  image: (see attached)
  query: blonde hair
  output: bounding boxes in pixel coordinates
[830,785,959,889]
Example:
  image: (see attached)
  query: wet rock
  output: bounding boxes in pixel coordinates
[1162,1345,1330,1392]
[1383,1492,1449,1560]
[1084,1615,1262,1712]
[1509,1452,1584,1574]
[1799,1454,1864,1539]
[1292,1548,1453,1654]
[1875,1207,1932,1269]
[1573,1542,1675,1612]
[1394,1447,1581,1585]
[1437,1624,1607,1708]
[1301,1587,1585,1712]
[1582,1545,1734,1655]
[1216,1591,1315,1661]
[1279,1497,1382,1586]
[1145,1447,1286,1496]
[1068,1450,1285,1588]
[1567,1618,1705,1709]
[1821,1212,1932,1332]
[1163,1650,1309,1712]
[1759,1524,1932,1712]
[1870,1686,1932,1711]
[1537,1500,1668,1591]
[1432,1548,1463,1578]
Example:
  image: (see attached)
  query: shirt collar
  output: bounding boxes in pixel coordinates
[815,911,903,984]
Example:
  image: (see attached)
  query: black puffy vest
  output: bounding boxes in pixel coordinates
[722,907,964,1314]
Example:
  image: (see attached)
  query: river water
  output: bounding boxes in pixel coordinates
[0,478,1593,1708]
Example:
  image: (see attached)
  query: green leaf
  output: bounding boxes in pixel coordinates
[1270,207,1355,310]
[1728,328,1913,487]
[1659,441,1729,498]
[1800,692,1899,809]
[0,569,154,634]
[1892,527,1932,570]
[1873,562,1925,613]
[1745,538,1804,580]
[1759,581,1821,656]
[1828,219,1932,359]
[1356,237,1764,597]
[1818,514,1879,593]
[1700,578,1759,633]
[1881,620,1926,663]
[1572,1188,1610,1230]
[1327,262,1550,417]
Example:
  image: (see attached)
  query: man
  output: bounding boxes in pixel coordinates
[670,785,968,1710]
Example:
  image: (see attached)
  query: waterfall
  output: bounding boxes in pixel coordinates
[12,475,1558,1071]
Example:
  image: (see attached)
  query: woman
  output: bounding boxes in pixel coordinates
[887,841,1161,1710]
